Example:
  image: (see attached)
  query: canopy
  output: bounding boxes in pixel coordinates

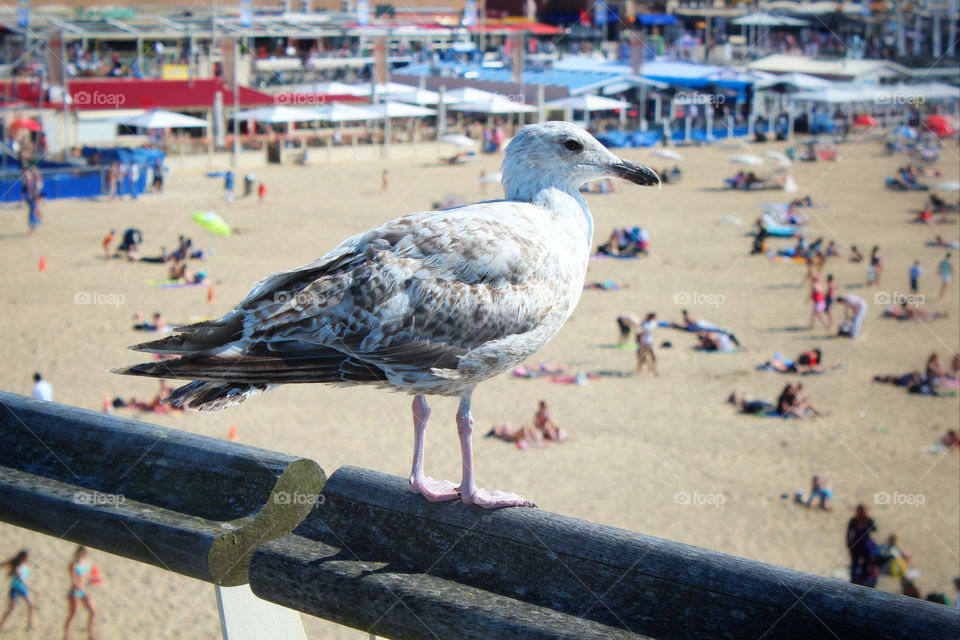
[232,105,321,123]
[360,102,436,118]
[448,97,537,114]
[118,110,208,129]
[345,82,418,98]
[312,103,378,122]
[732,12,809,26]
[545,95,630,111]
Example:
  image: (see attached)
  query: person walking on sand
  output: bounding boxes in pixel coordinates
[824,274,837,328]
[939,253,953,300]
[101,229,115,260]
[809,275,829,330]
[846,504,877,585]
[909,260,922,296]
[867,246,882,287]
[224,170,235,204]
[0,550,38,632]
[381,169,390,192]
[63,546,97,640]
[636,312,659,376]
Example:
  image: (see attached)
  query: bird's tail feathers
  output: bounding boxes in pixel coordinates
[166,381,273,411]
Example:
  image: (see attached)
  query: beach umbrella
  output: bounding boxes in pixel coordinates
[925,114,957,137]
[651,149,684,162]
[191,211,232,236]
[119,110,209,129]
[728,153,764,166]
[9,117,41,132]
[853,114,878,127]
[934,180,960,192]
[232,105,321,123]
[441,133,477,147]
[762,150,792,166]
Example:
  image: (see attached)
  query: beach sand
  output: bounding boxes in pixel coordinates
[1,133,957,638]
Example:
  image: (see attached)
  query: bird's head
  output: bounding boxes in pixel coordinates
[502,121,660,202]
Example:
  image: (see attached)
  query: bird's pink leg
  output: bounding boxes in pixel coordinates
[408,394,460,502]
[457,393,536,509]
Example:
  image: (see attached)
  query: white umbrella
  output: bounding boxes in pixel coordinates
[232,105,321,123]
[346,82,418,98]
[361,102,436,118]
[119,110,208,129]
[755,72,832,93]
[762,150,792,166]
[449,96,538,115]
[651,149,684,162]
[441,134,477,147]
[729,153,765,166]
[935,180,960,192]
[545,95,630,111]
[313,103,378,122]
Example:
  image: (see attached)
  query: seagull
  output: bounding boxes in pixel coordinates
[115,121,660,509]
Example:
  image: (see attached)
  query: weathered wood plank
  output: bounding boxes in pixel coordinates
[250,534,650,640]
[288,466,958,640]
[0,392,325,584]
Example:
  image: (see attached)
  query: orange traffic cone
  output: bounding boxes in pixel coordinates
[38,255,46,271]
[207,285,215,303]
[227,424,238,441]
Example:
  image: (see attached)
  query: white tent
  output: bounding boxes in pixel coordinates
[345,82,418,98]
[755,72,833,92]
[448,96,538,114]
[545,95,630,111]
[118,110,208,129]
[232,105,321,123]
[360,102,436,118]
[392,88,463,106]
[312,103,378,122]
[732,12,809,26]
[290,82,363,95]
[444,87,502,104]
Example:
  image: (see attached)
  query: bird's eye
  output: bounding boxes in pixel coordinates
[563,139,583,152]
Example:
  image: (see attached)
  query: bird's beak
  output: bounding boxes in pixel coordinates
[608,161,661,188]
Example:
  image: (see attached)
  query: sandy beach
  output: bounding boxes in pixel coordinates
[1,132,957,639]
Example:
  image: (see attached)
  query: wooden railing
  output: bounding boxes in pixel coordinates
[0,391,956,640]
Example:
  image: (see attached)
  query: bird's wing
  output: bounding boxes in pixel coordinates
[126,202,570,382]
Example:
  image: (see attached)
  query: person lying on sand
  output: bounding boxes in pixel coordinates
[802,475,834,510]
[670,310,742,347]
[696,330,736,352]
[759,349,843,374]
[110,380,182,413]
[727,389,775,415]
[881,303,950,321]
[487,400,566,448]
[132,312,172,333]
